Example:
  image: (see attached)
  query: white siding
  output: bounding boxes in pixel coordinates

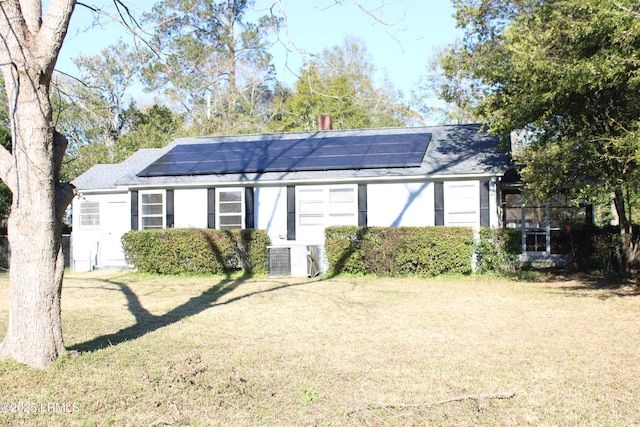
[367,182,434,227]
[174,188,208,228]
[444,181,479,229]
[71,178,497,273]
[255,187,288,244]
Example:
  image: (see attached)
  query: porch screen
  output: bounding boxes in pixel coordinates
[504,193,587,254]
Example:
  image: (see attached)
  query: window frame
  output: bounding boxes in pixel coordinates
[215,187,245,230]
[139,190,166,230]
[443,181,480,229]
[78,200,100,229]
[296,184,358,241]
[505,193,586,255]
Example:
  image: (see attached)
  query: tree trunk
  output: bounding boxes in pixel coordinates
[612,189,637,275]
[0,0,77,368]
[2,206,67,368]
[0,70,70,368]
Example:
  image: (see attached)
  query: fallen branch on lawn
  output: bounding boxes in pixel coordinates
[346,391,517,413]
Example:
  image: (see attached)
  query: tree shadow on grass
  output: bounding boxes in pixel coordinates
[69,274,319,353]
[209,278,321,308]
[69,275,246,353]
[548,273,640,299]
[71,228,280,353]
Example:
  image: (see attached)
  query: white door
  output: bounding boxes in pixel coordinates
[99,201,129,267]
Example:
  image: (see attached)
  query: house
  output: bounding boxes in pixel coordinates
[71,122,512,275]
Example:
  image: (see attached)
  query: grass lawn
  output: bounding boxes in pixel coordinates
[0,271,639,426]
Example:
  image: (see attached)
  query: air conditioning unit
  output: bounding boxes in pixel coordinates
[268,246,291,277]
[268,245,326,277]
[307,245,323,277]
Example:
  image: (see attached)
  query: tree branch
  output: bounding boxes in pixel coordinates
[0,0,32,54]
[76,1,162,60]
[56,182,76,221]
[611,1,640,18]
[326,0,409,47]
[37,0,76,75]
[21,0,42,35]
[53,129,68,174]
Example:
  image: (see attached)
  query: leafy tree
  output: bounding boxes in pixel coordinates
[270,36,416,132]
[441,0,640,271]
[413,45,480,125]
[50,38,180,181]
[115,103,184,157]
[143,0,281,134]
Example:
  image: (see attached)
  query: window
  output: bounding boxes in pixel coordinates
[504,194,548,252]
[297,185,357,240]
[504,193,523,229]
[299,188,325,239]
[328,188,356,224]
[79,201,100,227]
[523,204,548,252]
[216,188,244,230]
[444,181,479,228]
[503,193,588,255]
[140,191,165,230]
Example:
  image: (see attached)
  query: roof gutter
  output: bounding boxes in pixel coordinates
[115,172,506,191]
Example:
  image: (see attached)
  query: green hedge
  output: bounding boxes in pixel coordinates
[121,228,270,275]
[476,228,522,273]
[324,226,476,277]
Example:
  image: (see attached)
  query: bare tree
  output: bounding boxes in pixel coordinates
[0,0,77,368]
[58,39,151,160]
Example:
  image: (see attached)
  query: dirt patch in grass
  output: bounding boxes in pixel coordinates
[0,272,639,425]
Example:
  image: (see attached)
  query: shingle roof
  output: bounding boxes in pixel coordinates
[71,148,165,190]
[73,124,510,190]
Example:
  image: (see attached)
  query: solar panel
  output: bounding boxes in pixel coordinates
[137,131,431,177]
[299,155,361,170]
[169,144,215,154]
[329,135,377,145]
[359,154,411,168]
[190,159,248,174]
[368,142,424,154]
[312,144,370,156]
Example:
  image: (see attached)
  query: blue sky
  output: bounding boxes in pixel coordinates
[57,1,460,102]
[258,1,460,96]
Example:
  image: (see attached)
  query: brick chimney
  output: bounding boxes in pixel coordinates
[318,114,332,131]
